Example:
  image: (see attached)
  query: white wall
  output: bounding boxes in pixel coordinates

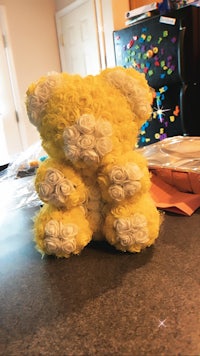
[0,0,61,149]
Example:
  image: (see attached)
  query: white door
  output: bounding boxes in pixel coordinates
[0,10,22,165]
[56,0,102,76]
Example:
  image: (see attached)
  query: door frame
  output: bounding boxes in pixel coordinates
[0,6,27,152]
[55,0,115,73]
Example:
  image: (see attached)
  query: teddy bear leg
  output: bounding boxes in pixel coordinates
[102,194,162,253]
[33,204,93,258]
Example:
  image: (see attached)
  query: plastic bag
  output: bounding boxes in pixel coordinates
[0,141,47,210]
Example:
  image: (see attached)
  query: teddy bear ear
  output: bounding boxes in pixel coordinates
[102,67,153,126]
[26,72,61,129]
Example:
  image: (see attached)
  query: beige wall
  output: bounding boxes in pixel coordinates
[55,0,74,11]
[0,0,61,148]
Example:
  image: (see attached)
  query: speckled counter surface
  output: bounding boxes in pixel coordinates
[0,203,200,356]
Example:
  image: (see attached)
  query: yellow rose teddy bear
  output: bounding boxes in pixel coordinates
[26,66,161,258]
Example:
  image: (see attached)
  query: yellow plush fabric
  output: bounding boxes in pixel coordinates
[26,66,161,257]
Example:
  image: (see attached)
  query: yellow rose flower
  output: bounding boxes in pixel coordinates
[71,190,86,207]
[95,120,112,137]
[111,205,131,218]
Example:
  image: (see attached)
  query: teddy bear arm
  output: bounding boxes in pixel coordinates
[35,158,88,210]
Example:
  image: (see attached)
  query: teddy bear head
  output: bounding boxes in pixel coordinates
[26,67,153,165]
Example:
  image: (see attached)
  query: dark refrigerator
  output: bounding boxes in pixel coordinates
[113,2,200,147]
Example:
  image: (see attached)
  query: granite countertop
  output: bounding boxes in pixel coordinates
[0,201,200,355]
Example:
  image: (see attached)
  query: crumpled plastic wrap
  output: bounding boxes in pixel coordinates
[0,141,47,211]
[0,176,42,212]
[138,136,200,194]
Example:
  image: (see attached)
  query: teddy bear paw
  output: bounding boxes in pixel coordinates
[43,219,79,257]
[34,205,93,258]
[114,213,149,249]
[37,168,86,209]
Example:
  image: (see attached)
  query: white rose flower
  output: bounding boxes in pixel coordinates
[95,137,113,157]
[59,222,79,239]
[45,219,60,238]
[131,213,147,229]
[45,74,60,88]
[77,114,96,134]
[77,134,95,150]
[133,228,149,244]
[109,166,129,185]
[38,182,54,202]
[44,237,61,255]
[61,238,77,254]
[95,120,112,137]
[45,168,64,185]
[64,144,81,161]
[28,109,40,127]
[81,149,99,164]
[126,163,143,181]
[114,217,132,234]
[117,233,134,247]
[26,95,43,127]
[114,214,149,247]
[123,181,141,197]
[54,179,74,204]
[108,185,125,201]
[35,82,51,102]
[63,126,80,144]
